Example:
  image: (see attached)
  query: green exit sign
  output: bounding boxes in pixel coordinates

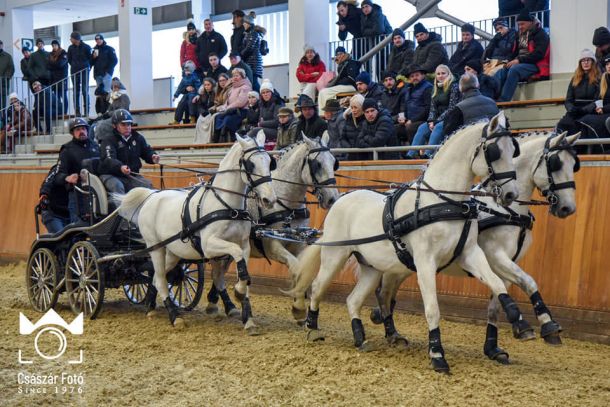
[134,7,148,15]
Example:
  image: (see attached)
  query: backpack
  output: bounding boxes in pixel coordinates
[259,39,269,56]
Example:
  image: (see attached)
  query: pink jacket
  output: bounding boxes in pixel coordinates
[222,78,252,110]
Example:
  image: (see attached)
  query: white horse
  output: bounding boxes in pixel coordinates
[286,112,526,373]
[205,132,340,318]
[369,131,581,364]
[115,133,277,333]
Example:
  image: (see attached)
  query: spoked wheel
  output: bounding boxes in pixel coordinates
[65,241,105,319]
[168,262,204,311]
[123,272,151,305]
[26,248,60,312]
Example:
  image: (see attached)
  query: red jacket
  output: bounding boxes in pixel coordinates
[180,40,199,69]
[296,61,326,83]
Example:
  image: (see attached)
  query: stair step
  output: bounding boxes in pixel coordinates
[15,144,34,154]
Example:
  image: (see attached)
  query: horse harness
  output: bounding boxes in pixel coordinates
[473,125,521,194]
[533,137,580,205]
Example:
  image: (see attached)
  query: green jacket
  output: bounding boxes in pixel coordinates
[0,50,15,78]
[28,49,50,83]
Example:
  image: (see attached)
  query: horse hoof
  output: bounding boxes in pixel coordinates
[173,317,186,330]
[296,319,306,327]
[358,340,375,353]
[431,357,451,374]
[516,329,536,341]
[245,325,262,336]
[369,308,383,325]
[494,353,510,365]
[387,333,409,348]
[543,332,563,346]
[146,310,159,319]
[205,303,219,315]
[292,306,306,321]
[306,329,325,342]
[227,308,241,319]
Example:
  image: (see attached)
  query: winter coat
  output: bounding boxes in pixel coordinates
[498,0,523,17]
[245,102,261,129]
[0,50,15,79]
[231,25,246,54]
[295,113,328,140]
[196,30,228,71]
[381,86,407,120]
[67,41,92,73]
[478,74,500,100]
[338,2,363,40]
[203,64,228,82]
[388,41,415,76]
[214,83,231,108]
[276,116,299,148]
[92,42,118,77]
[326,110,346,149]
[229,61,254,85]
[362,81,384,103]
[564,74,599,117]
[517,24,550,78]
[106,90,131,114]
[360,4,392,37]
[357,109,399,160]
[174,73,202,98]
[443,88,500,136]
[221,78,252,110]
[55,138,100,187]
[401,80,433,122]
[180,31,200,69]
[483,29,518,61]
[48,48,68,83]
[99,129,156,176]
[427,80,460,123]
[257,95,285,130]
[413,32,449,74]
[296,60,327,84]
[197,90,215,117]
[241,26,265,78]
[449,39,484,76]
[39,165,69,219]
[20,57,32,83]
[523,0,549,12]
[28,49,50,83]
[329,57,361,87]
[9,104,33,135]
[339,110,366,160]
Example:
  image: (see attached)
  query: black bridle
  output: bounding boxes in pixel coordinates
[239,145,275,189]
[302,145,339,199]
[533,137,580,205]
[472,125,520,196]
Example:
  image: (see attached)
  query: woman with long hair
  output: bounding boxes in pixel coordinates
[193,77,216,118]
[213,68,252,142]
[296,45,326,102]
[211,73,231,112]
[578,56,610,152]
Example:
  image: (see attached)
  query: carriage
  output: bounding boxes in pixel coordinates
[25,169,205,319]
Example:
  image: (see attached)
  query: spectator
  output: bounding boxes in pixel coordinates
[228,51,253,85]
[360,0,392,76]
[357,97,399,160]
[211,73,231,112]
[338,94,366,158]
[296,44,327,102]
[498,0,524,18]
[295,94,328,140]
[38,164,70,233]
[318,47,361,113]
[48,40,69,114]
[230,10,246,54]
[592,27,610,71]
[322,99,345,149]
[449,23,484,76]
[193,78,216,118]
[197,19,228,73]
[4,94,33,152]
[412,23,449,76]
[276,107,299,149]
[494,10,550,102]
[556,49,600,135]
[20,48,33,91]
[355,71,383,103]
[244,90,260,131]
[172,60,202,124]
[380,71,406,122]
[67,31,92,117]
[407,64,460,158]
[464,59,500,100]
[241,13,264,92]
[181,20,200,72]
[0,40,15,111]
[92,34,118,98]
[248,79,284,142]
[32,81,61,134]
[443,73,500,137]
[28,38,50,87]
[106,77,130,117]
[203,52,228,82]
[213,68,252,142]
[336,0,364,59]
[482,18,518,76]
[396,64,433,144]
[579,56,610,147]
[387,28,415,77]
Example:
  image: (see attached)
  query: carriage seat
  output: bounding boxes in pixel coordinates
[79,160,110,218]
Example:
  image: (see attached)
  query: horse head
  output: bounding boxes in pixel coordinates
[236,132,277,209]
[302,132,340,209]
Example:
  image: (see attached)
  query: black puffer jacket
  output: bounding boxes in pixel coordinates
[196,30,228,70]
[92,41,118,77]
[388,41,415,76]
[295,113,328,140]
[357,109,399,160]
[360,4,392,37]
[330,57,361,87]
[413,32,449,73]
[449,40,484,76]
[483,29,518,61]
[231,25,246,54]
[241,26,265,78]
[337,2,363,40]
[258,95,285,130]
[197,90,215,117]
[40,165,70,218]
[67,41,92,73]
[564,74,599,116]
[381,86,407,120]
[362,82,384,103]
[55,138,100,188]
[339,111,365,149]
[99,130,156,176]
[48,49,68,83]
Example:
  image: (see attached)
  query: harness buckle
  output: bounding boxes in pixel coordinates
[231,209,240,219]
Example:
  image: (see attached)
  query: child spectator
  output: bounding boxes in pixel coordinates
[244,90,260,131]
[172,60,202,124]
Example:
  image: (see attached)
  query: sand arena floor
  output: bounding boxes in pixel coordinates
[0,262,609,406]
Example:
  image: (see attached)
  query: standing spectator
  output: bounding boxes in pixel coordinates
[296,45,326,102]
[380,71,407,122]
[276,107,299,149]
[483,18,518,76]
[449,23,484,76]
[579,56,610,146]
[20,48,33,91]
[48,40,69,114]
[592,27,610,71]
[295,94,328,140]
[0,40,15,111]
[498,0,524,18]
[396,64,433,144]
[28,38,50,87]
[387,28,414,77]
[105,77,130,117]
[228,51,253,85]
[355,71,383,103]
[494,10,550,102]
[357,97,398,160]
[213,68,252,142]
[196,19,228,73]
[172,60,202,125]
[203,52,228,82]
[244,90,260,131]
[338,94,366,158]
[336,0,364,59]
[318,47,361,113]
[321,99,345,148]
[248,79,284,141]
[412,23,449,75]
[556,50,600,135]
[464,59,500,100]
[443,73,500,137]
[193,78,216,118]
[241,13,264,92]
[32,81,61,134]
[181,20,200,72]
[230,10,246,54]
[408,64,460,158]
[67,31,92,117]
[92,34,118,98]
[360,0,392,77]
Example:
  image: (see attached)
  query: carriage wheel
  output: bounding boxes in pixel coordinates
[123,272,150,305]
[168,262,204,311]
[26,248,60,313]
[65,241,105,319]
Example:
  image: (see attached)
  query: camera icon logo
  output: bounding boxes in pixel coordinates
[18,310,84,364]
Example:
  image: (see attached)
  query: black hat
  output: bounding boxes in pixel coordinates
[95,33,104,41]
[381,70,396,80]
[593,27,610,47]
[69,117,89,133]
[322,99,342,112]
[187,20,196,30]
[406,64,426,76]
[465,59,482,74]
[70,31,82,41]
[232,9,245,17]
[22,47,30,54]
[414,22,428,35]
[229,51,241,58]
[461,23,475,35]
[603,56,610,66]
[362,98,378,111]
[392,28,405,39]
[361,0,374,7]
[35,38,44,45]
[335,46,347,56]
[516,10,534,22]
[51,39,60,47]
[295,94,317,109]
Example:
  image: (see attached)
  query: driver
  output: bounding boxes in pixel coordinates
[98,109,160,193]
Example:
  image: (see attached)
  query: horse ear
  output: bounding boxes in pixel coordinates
[549,131,567,149]
[302,133,315,147]
[488,111,506,135]
[565,131,581,146]
[235,133,248,148]
[321,130,330,147]
[255,129,266,146]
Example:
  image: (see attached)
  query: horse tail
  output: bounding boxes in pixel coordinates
[115,187,155,225]
[281,245,321,297]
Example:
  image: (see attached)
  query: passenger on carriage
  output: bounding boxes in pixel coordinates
[55,117,100,223]
[39,164,70,234]
[98,109,160,194]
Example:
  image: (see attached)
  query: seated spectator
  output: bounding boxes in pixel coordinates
[557,49,600,135]
[579,56,610,149]
[318,47,361,115]
[296,44,326,102]
[593,27,610,71]
[322,99,345,149]
[295,94,328,140]
[228,51,253,85]
[213,68,252,142]
[395,64,433,144]
[388,28,415,77]
[338,94,366,159]
[203,52,228,82]
[443,73,500,137]
[193,78,216,118]
[211,73,231,112]
[181,20,200,72]
[449,23,484,76]
[276,107,299,149]
[248,79,284,142]
[172,61,202,124]
[38,164,70,233]
[356,98,399,160]
[32,81,61,134]
[355,71,384,103]
[380,71,406,122]
[3,93,33,153]
[464,59,500,100]
[105,77,131,117]
[407,64,460,158]
[244,91,260,131]
[412,22,449,76]
[494,10,550,102]
[483,18,518,76]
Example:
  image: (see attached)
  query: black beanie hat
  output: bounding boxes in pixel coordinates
[70,31,82,41]
[516,10,534,22]
[362,98,378,111]
[392,28,405,39]
[593,27,610,47]
[465,59,482,74]
[461,23,475,35]
[51,39,60,47]
[381,70,396,80]
[414,22,428,35]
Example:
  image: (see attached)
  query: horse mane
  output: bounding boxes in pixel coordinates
[275,140,310,169]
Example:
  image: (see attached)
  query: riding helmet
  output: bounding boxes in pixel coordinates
[112,109,133,125]
[69,117,89,133]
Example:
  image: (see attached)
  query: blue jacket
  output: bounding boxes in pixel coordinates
[401,80,433,122]
[67,41,92,73]
[92,42,118,77]
[174,73,202,98]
